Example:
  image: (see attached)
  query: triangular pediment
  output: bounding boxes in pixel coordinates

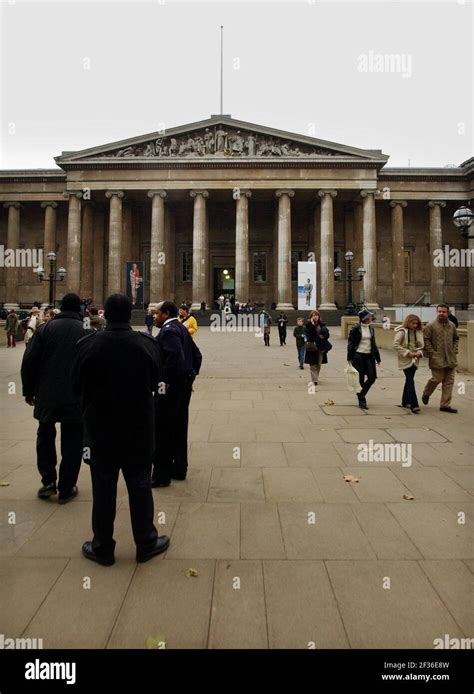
[55,116,388,166]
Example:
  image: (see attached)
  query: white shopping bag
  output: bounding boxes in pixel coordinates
[344,364,362,393]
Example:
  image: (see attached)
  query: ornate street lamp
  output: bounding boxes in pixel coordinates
[334,250,365,314]
[452,205,474,239]
[35,252,67,307]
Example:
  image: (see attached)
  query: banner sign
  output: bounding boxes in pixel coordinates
[297,261,317,310]
[126,261,144,309]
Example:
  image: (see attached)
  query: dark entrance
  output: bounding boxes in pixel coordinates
[213,267,235,306]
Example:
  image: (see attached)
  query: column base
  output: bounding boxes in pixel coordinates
[318,303,337,311]
[364,302,380,311]
[3,303,20,311]
[191,303,206,312]
[468,304,474,311]
[276,303,295,311]
[392,303,406,307]
[147,302,159,311]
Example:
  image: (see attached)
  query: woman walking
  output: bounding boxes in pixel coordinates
[393,314,424,414]
[260,309,272,346]
[304,310,330,385]
[347,309,381,410]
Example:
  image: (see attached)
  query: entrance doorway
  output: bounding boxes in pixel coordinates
[213,267,235,306]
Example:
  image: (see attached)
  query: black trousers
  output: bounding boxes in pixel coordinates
[278,328,287,345]
[352,353,377,399]
[402,364,419,408]
[152,381,185,483]
[36,421,83,495]
[174,378,193,477]
[90,459,158,557]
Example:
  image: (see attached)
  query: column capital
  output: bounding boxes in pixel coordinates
[148,190,167,200]
[235,189,252,199]
[3,201,21,210]
[63,191,83,199]
[389,200,407,208]
[318,189,337,199]
[105,190,124,200]
[427,200,446,208]
[190,190,209,199]
[360,189,378,199]
[275,189,294,198]
[40,201,58,209]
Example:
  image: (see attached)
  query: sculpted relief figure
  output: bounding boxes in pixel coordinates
[102,128,333,158]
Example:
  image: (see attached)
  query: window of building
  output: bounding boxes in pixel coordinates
[291,250,303,282]
[182,250,192,282]
[403,250,411,283]
[253,252,267,282]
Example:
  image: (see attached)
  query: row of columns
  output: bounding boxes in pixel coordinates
[2,193,470,310]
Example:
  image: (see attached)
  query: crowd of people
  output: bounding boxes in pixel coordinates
[20,293,202,566]
[10,293,459,567]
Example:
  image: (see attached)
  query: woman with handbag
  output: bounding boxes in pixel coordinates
[347,309,381,410]
[393,314,424,414]
[304,310,331,385]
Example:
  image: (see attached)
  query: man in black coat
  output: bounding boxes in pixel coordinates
[21,293,87,503]
[152,300,201,487]
[73,294,169,565]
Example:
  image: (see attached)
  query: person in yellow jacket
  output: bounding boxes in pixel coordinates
[178,305,198,338]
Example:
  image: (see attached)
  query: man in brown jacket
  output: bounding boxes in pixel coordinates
[422,304,459,413]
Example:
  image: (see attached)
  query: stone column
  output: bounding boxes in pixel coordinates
[318,189,337,310]
[235,189,252,303]
[64,191,82,294]
[80,202,94,298]
[428,201,446,305]
[390,200,407,306]
[40,202,58,304]
[147,190,167,304]
[121,204,133,293]
[3,202,21,309]
[93,207,105,305]
[190,190,209,310]
[164,205,175,299]
[275,189,294,311]
[106,191,124,296]
[360,190,379,310]
[469,234,474,311]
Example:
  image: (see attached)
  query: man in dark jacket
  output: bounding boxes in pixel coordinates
[21,293,86,503]
[73,294,169,565]
[347,309,381,410]
[152,300,201,486]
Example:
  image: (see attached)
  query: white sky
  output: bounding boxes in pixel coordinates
[0,0,472,169]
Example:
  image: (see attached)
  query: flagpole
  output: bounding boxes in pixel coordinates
[220,25,224,115]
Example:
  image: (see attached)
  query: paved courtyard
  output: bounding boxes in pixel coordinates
[1,325,473,649]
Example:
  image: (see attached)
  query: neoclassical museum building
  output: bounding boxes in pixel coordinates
[0,115,472,310]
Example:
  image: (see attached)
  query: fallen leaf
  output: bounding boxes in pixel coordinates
[344,475,360,483]
[0,482,10,487]
[186,568,198,578]
[146,635,166,649]
[325,399,335,406]
[384,417,392,420]
[403,494,414,501]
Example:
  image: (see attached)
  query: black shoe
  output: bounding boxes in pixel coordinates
[358,399,369,410]
[440,406,458,413]
[171,473,186,481]
[151,478,171,488]
[37,483,57,499]
[58,486,78,504]
[82,541,115,566]
[299,365,304,370]
[422,393,429,405]
[136,536,170,563]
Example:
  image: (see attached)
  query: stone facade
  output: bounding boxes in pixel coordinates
[0,116,472,309]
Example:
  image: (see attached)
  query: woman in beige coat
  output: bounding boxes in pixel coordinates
[393,314,424,413]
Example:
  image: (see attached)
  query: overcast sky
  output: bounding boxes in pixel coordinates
[0,0,472,169]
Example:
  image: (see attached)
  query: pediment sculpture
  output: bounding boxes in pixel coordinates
[98,127,337,159]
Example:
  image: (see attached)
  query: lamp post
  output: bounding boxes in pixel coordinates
[34,252,67,307]
[452,205,474,239]
[334,250,365,315]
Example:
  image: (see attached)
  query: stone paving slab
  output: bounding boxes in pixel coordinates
[419,559,474,635]
[240,502,286,559]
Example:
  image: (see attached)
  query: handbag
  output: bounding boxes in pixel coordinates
[305,341,318,352]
